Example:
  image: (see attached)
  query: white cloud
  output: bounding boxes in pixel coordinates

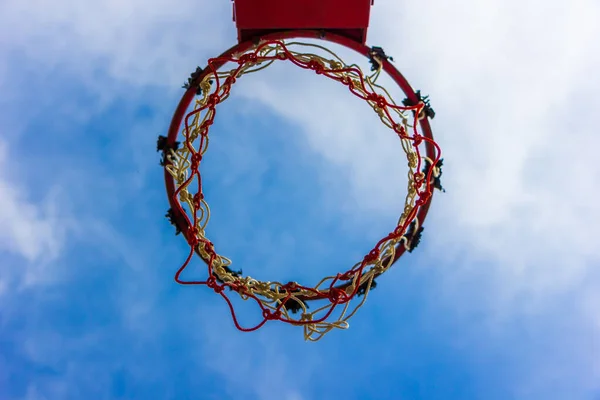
[199,311,315,400]
[0,0,233,88]
[0,140,66,286]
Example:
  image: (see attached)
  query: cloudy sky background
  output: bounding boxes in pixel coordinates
[1,0,599,399]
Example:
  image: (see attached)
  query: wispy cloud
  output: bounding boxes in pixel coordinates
[1,0,599,399]
[0,140,67,289]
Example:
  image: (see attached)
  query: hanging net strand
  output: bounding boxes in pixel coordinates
[163,39,442,341]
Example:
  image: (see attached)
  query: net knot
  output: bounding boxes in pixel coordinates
[412,133,423,147]
[206,276,224,293]
[307,59,324,74]
[416,191,432,206]
[368,93,387,109]
[191,153,203,170]
[235,284,247,295]
[239,53,258,64]
[364,249,380,264]
[393,123,406,137]
[395,223,410,235]
[228,281,241,292]
[187,227,200,246]
[200,120,213,133]
[203,241,214,254]
[207,94,220,108]
[224,75,237,86]
[328,288,349,304]
[206,276,216,287]
[262,309,282,320]
[338,271,354,281]
[193,192,204,208]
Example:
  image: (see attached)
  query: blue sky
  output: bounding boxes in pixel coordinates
[1,0,599,399]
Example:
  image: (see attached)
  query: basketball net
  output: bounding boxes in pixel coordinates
[164,39,442,341]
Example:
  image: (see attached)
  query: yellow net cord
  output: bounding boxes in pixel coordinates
[164,39,441,341]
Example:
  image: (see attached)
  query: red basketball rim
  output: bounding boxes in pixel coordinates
[163,29,436,301]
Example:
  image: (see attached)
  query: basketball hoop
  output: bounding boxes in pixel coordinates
[159,1,443,341]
